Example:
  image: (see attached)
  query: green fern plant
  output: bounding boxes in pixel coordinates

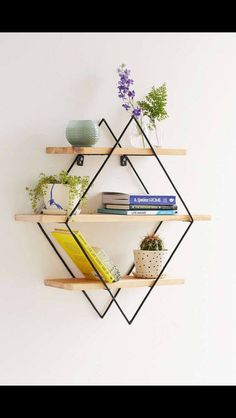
[137,83,168,130]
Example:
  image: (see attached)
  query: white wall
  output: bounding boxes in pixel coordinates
[0,32,235,385]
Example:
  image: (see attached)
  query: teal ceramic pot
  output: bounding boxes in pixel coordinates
[66,120,99,147]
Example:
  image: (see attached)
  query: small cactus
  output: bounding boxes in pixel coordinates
[140,234,165,251]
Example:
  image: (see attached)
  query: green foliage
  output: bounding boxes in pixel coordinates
[137,83,168,129]
[140,234,165,251]
[26,170,90,213]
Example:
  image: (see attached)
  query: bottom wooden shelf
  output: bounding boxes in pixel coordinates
[44,276,184,291]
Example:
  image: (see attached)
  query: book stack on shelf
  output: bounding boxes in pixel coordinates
[97,192,177,216]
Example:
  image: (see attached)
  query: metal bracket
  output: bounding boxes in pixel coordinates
[120,155,128,166]
[76,155,84,166]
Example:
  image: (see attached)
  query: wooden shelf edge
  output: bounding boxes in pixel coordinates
[46,146,187,156]
[44,276,185,291]
[15,213,211,223]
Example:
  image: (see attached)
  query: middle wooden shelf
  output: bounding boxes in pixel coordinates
[15,213,211,223]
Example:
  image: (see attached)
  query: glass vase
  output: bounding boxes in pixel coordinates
[129,121,149,148]
[153,125,163,148]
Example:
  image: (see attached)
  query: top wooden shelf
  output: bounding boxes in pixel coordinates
[46,146,187,156]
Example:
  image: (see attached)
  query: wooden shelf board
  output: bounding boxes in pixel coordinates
[15,213,211,223]
[44,276,185,291]
[46,146,187,156]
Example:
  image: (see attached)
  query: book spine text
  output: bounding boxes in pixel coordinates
[129,195,176,205]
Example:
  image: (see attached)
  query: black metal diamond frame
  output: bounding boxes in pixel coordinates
[38,116,194,325]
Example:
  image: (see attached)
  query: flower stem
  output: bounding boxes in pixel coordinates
[139,115,145,148]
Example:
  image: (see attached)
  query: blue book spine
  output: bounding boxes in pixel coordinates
[129,195,176,205]
[98,208,177,215]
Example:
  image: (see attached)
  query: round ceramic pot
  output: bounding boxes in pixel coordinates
[43,184,81,214]
[133,249,167,278]
[66,120,99,147]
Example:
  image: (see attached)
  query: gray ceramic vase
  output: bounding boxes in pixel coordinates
[66,120,99,147]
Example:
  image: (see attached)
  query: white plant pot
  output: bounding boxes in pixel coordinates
[133,249,167,278]
[43,184,81,214]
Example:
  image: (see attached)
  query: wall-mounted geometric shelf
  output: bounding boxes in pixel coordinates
[15,116,211,325]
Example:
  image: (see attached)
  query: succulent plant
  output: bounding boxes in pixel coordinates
[140,234,165,251]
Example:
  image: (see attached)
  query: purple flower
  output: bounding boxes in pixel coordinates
[132,107,142,118]
[124,69,131,76]
[117,64,142,119]
[122,103,130,111]
[128,90,135,99]
[122,87,129,94]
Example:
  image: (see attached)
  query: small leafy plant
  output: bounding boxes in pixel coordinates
[138,83,168,130]
[140,234,165,251]
[26,170,90,213]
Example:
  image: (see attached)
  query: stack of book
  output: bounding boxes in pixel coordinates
[97,192,177,215]
[52,228,121,283]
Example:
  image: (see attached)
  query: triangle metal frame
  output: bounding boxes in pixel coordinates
[38,117,194,325]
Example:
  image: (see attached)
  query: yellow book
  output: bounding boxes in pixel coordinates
[51,228,121,283]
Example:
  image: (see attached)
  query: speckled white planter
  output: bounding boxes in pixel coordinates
[133,249,167,278]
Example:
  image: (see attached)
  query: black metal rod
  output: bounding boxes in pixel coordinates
[37,223,104,318]
[67,155,80,174]
[90,116,149,317]
[66,117,148,221]
[134,118,194,222]
[65,222,131,324]
[96,117,153,318]
[128,221,193,324]
[100,118,149,193]
[66,117,135,221]
[125,159,149,193]
[38,223,74,277]
[99,116,148,316]
[101,221,163,318]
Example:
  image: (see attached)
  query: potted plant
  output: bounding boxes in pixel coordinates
[26,170,90,214]
[116,63,168,148]
[133,234,167,278]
